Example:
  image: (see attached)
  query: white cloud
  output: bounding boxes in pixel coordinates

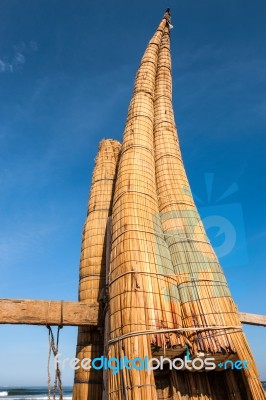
[0,59,13,72]
[0,41,38,73]
[14,52,26,65]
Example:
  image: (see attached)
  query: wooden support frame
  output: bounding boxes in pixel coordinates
[0,299,99,326]
[238,312,266,327]
[0,298,265,327]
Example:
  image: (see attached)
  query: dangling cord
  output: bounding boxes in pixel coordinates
[47,325,64,400]
[54,326,63,400]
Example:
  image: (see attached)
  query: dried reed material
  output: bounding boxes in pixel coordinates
[73,139,121,400]
[154,25,235,356]
[108,16,185,400]
[72,10,264,400]
[155,369,251,400]
[153,24,265,399]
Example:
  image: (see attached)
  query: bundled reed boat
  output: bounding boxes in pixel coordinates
[73,9,265,400]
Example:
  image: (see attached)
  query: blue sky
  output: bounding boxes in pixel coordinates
[0,0,265,386]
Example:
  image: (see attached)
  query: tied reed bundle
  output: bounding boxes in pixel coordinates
[153,24,237,358]
[153,24,264,400]
[73,139,121,400]
[73,10,264,400]
[108,16,185,400]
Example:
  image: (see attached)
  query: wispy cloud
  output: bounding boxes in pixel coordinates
[0,59,13,72]
[0,41,38,73]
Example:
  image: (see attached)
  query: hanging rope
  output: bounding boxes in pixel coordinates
[47,325,63,400]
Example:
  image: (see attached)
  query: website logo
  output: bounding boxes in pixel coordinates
[55,355,249,375]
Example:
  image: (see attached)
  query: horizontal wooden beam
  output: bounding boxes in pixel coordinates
[238,312,266,327]
[0,299,99,327]
[0,299,265,327]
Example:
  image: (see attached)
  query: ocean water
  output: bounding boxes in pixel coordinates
[0,383,265,398]
[0,387,72,400]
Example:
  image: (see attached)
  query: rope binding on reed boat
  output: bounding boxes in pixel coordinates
[108,325,243,345]
[46,300,64,400]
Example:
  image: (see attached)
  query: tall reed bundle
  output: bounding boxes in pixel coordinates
[108,16,185,400]
[154,23,237,357]
[73,139,121,400]
[153,23,265,399]
[72,10,264,400]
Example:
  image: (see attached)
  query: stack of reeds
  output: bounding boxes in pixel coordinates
[153,23,264,400]
[107,16,186,400]
[73,139,120,400]
[73,10,265,400]
[154,22,238,360]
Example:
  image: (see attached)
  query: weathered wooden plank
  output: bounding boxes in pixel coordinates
[239,312,266,327]
[0,299,265,327]
[0,299,99,326]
